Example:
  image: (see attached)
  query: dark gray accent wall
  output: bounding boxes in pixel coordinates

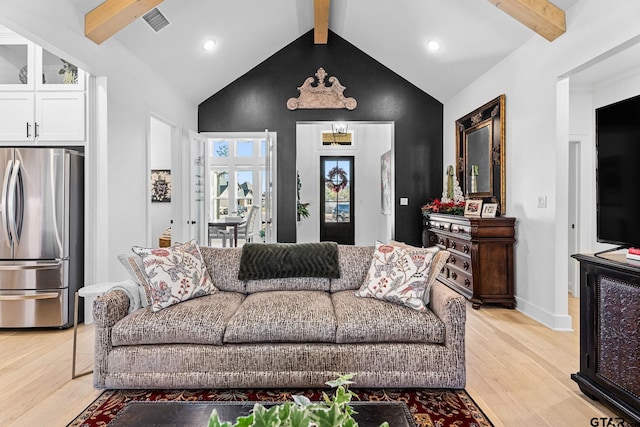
[198,30,442,246]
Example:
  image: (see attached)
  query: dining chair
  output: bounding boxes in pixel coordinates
[237,205,260,243]
[208,224,230,247]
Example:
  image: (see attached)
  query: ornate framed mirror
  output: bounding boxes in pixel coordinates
[456,95,506,214]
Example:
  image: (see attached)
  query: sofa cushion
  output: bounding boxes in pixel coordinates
[245,276,330,293]
[224,291,336,343]
[200,247,245,293]
[132,240,218,312]
[111,291,245,346]
[355,242,433,311]
[330,245,375,292]
[332,291,445,344]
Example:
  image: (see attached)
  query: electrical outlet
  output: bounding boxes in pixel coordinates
[537,196,547,208]
[400,197,409,206]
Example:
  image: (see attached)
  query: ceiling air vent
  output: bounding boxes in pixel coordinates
[142,8,170,32]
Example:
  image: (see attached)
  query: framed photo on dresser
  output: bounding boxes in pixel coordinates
[482,203,498,218]
[464,199,483,217]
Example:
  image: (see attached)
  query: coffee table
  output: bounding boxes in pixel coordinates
[108,400,416,426]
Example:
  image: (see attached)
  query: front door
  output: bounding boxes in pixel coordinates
[320,156,354,245]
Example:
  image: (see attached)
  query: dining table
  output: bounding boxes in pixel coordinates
[208,218,246,247]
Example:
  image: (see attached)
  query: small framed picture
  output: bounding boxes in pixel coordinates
[464,199,483,217]
[482,203,498,218]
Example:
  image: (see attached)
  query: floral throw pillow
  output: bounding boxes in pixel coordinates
[132,240,217,312]
[355,242,434,311]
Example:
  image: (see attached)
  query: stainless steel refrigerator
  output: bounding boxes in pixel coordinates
[0,148,83,328]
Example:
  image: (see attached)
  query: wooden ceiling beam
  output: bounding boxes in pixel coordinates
[314,0,330,44]
[487,0,566,41]
[85,0,164,45]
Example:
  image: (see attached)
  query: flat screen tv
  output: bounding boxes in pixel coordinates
[596,94,640,249]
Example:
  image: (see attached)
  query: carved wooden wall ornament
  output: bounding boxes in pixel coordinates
[286,68,357,110]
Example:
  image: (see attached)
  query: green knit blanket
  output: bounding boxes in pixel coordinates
[237,242,340,280]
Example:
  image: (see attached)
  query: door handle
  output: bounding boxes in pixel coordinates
[7,160,20,245]
[26,122,31,139]
[0,261,62,271]
[0,160,12,248]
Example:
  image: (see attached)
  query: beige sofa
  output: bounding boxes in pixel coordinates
[93,245,466,389]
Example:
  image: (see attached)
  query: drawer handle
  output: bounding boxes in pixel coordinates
[449,255,456,264]
[450,241,456,249]
[438,238,445,245]
[464,278,470,287]
[0,292,59,301]
[439,224,445,229]
[463,245,470,254]
[463,261,469,270]
[451,272,457,280]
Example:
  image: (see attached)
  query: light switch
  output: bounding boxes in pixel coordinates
[537,196,547,208]
[400,197,409,206]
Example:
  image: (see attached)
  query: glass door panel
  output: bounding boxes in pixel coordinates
[320,156,354,244]
[235,169,254,215]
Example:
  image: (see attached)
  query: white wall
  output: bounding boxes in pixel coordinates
[296,122,394,245]
[445,0,640,329]
[0,1,197,283]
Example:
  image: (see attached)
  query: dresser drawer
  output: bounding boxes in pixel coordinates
[429,219,451,232]
[445,235,471,256]
[427,230,447,247]
[448,268,473,292]
[450,222,471,236]
[446,251,472,274]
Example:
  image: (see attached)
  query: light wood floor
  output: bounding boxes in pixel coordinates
[0,295,617,427]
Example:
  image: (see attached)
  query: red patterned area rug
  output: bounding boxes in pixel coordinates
[68,388,493,427]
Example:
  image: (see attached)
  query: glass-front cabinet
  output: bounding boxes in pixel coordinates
[0,26,86,143]
[37,47,85,91]
[0,31,35,90]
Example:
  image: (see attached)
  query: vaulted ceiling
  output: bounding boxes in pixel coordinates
[69,0,580,104]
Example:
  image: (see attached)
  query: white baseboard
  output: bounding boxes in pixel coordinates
[515,296,574,331]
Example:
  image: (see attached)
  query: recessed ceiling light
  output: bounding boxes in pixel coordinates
[203,39,216,51]
[427,40,441,51]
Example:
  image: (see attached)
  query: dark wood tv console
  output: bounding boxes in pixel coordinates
[571,253,640,423]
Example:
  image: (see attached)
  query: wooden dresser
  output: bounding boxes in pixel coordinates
[423,213,516,309]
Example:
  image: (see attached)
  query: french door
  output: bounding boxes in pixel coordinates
[320,156,354,245]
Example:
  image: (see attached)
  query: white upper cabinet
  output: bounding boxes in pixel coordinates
[36,46,85,91]
[0,28,86,143]
[0,33,35,90]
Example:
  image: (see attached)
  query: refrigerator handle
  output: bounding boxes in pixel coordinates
[7,159,20,245]
[0,160,13,248]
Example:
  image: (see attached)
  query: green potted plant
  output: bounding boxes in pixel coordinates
[208,374,389,427]
[297,171,310,221]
